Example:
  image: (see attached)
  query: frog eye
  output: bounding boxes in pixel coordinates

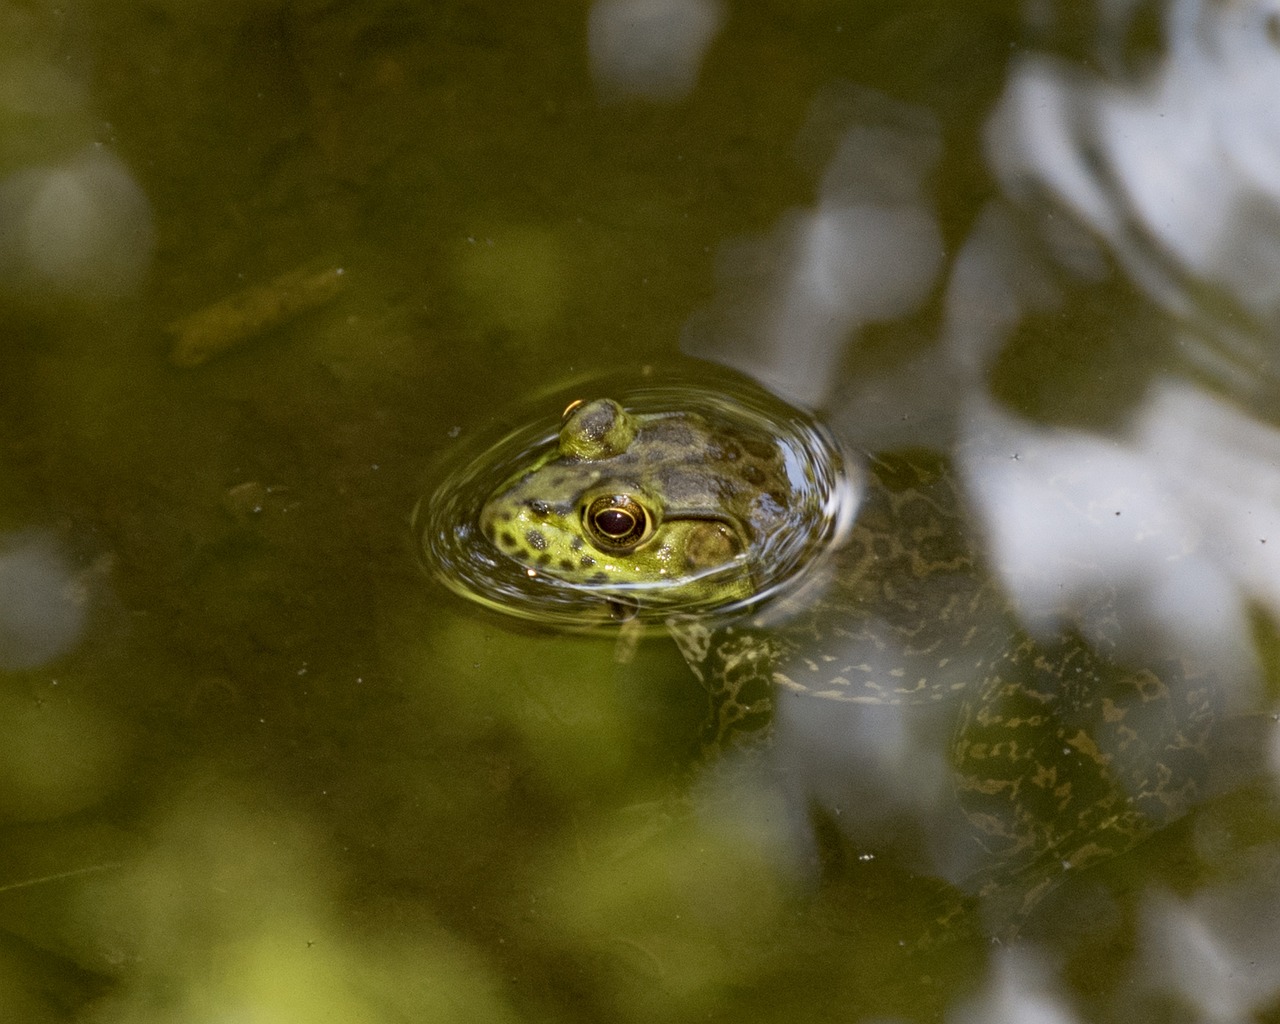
[584,495,652,551]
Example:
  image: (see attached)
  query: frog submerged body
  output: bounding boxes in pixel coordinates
[428,382,1230,939]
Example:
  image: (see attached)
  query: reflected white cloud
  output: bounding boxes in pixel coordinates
[685,88,944,410]
[958,382,1269,710]
[987,0,1280,385]
[948,947,1079,1024]
[0,147,154,297]
[818,202,1066,452]
[760,204,942,410]
[1134,382,1280,620]
[695,685,981,892]
[0,531,90,670]
[1137,883,1280,1023]
[587,0,724,102]
[772,686,957,850]
[940,203,1069,383]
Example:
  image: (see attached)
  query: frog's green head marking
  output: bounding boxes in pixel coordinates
[478,397,792,606]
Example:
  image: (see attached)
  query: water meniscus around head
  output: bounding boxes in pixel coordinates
[415,367,858,630]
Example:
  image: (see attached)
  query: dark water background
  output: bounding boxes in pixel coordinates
[2,1,1280,1021]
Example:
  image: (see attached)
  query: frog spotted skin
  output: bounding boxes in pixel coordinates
[479,398,794,605]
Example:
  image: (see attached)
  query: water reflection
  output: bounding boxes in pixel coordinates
[1135,879,1280,1021]
[687,15,1280,687]
[10,0,1280,1021]
[988,0,1280,394]
[0,149,153,298]
[949,947,1079,1024]
[772,695,962,872]
[958,385,1265,706]
[588,0,724,102]
[682,0,1280,976]
[84,785,526,1024]
[687,86,945,412]
[0,19,153,300]
[0,532,90,670]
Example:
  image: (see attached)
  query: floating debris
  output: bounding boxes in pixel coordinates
[167,264,346,367]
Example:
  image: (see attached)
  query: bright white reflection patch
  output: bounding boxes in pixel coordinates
[1138,884,1280,1022]
[987,0,1280,323]
[0,148,154,297]
[684,88,944,411]
[948,947,1079,1024]
[0,532,89,670]
[777,683,951,815]
[755,204,943,409]
[587,0,724,101]
[1133,383,1280,623]
[959,382,1271,710]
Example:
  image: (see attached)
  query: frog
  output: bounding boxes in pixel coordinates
[470,391,1229,938]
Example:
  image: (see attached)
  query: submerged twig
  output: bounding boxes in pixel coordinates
[167,264,346,367]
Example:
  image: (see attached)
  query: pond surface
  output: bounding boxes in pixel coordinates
[2,1,1280,1022]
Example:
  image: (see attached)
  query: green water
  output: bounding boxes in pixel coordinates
[1,1,1278,1022]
